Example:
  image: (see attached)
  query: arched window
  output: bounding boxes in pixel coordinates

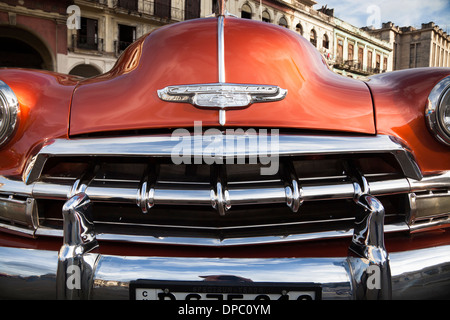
[241,4,252,19]
[310,29,317,47]
[322,33,329,49]
[262,10,270,23]
[296,23,303,35]
[279,16,288,28]
[0,25,55,71]
[69,64,102,78]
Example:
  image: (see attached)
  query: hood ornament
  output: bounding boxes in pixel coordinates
[158,83,287,125]
[215,0,226,16]
[157,0,287,125]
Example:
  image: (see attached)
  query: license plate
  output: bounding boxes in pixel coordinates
[130,280,321,300]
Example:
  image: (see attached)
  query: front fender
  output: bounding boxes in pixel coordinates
[0,68,80,178]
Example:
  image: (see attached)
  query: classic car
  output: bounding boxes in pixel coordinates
[0,1,449,301]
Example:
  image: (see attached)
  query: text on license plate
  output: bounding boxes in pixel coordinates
[131,281,321,300]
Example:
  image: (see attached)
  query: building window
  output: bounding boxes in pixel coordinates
[358,47,363,67]
[409,43,421,68]
[383,56,388,71]
[409,44,415,67]
[367,50,373,69]
[279,16,288,28]
[337,38,344,63]
[376,53,381,70]
[241,4,252,19]
[155,0,171,20]
[310,29,317,47]
[262,10,270,23]
[78,17,98,50]
[347,43,354,61]
[322,34,329,49]
[185,0,200,20]
[296,23,303,35]
[118,24,136,52]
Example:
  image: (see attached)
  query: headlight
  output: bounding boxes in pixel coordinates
[0,80,19,147]
[426,76,450,146]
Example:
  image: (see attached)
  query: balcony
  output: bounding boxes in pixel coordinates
[114,0,138,11]
[333,58,382,76]
[110,0,196,22]
[77,0,109,5]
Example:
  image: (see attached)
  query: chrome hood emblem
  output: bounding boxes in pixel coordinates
[157,83,287,125]
[158,83,287,108]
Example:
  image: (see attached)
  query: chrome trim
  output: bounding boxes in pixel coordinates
[217,11,226,125]
[409,216,450,232]
[23,134,423,184]
[219,109,226,126]
[425,75,450,146]
[210,165,231,216]
[0,80,19,147]
[56,193,99,300]
[283,161,303,213]
[213,0,236,17]
[407,193,418,224]
[0,221,35,236]
[368,178,412,195]
[215,0,226,17]
[1,244,450,299]
[348,195,391,299]
[0,196,38,229]
[32,222,409,247]
[217,15,225,84]
[407,190,450,225]
[408,171,450,191]
[345,165,391,299]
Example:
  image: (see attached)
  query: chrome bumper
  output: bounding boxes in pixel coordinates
[1,243,450,300]
[1,182,450,300]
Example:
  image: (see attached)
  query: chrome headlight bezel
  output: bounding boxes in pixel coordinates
[425,76,450,146]
[0,80,19,147]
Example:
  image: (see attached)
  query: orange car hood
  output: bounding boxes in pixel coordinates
[69,17,375,136]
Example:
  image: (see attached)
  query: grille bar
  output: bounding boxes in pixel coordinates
[10,176,411,214]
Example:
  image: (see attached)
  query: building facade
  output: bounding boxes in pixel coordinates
[332,18,392,78]
[0,0,399,78]
[366,22,450,70]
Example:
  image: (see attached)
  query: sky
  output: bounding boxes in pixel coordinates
[313,0,450,33]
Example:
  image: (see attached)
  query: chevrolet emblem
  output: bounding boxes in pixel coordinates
[157,83,287,125]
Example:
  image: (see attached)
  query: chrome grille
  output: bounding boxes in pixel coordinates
[2,133,449,246]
